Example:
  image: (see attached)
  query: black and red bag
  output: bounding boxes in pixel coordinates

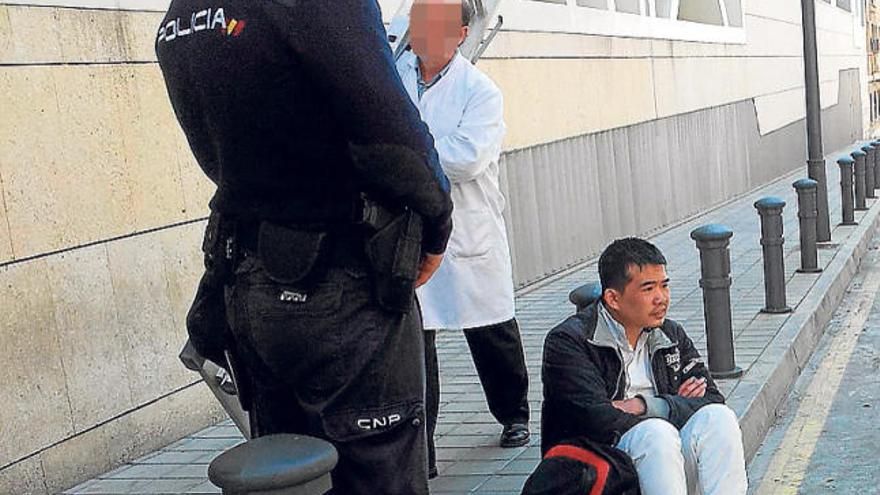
[521,437,641,495]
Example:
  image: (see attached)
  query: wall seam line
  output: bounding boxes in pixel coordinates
[0,162,15,260]
[0,3,164,14]
[0,380,205,472]
[0,60,157,68]
[0,217,207,269]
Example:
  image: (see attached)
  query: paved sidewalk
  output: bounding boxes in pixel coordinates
[65,145,880,494]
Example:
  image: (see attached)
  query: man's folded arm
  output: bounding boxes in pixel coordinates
[658,325,725,428]
[543,329,644,444]
[638,395,671,419]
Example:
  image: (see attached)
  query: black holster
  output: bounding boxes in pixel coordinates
[185,212,235,369]
[364,206,423,314]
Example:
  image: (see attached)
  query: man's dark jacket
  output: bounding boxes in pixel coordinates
[541,302,725,453]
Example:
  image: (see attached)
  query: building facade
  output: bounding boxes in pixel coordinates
[867,0,880,135]
[0,0,871,492]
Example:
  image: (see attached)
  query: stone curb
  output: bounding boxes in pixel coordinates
[731,193,880,461]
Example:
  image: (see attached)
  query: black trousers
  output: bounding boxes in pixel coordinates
[226,256,429,494]
[424,318,530,473]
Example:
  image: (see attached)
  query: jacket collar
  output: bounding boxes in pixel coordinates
[589,303,622,350]
[645,324,676,356]
[584,302,677,356]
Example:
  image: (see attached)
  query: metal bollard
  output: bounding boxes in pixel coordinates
[864,144,877,199]
[754,197,792,313]
[874,140,880,190]
[569,281,602,313]
[793,179,823,274]
[209,434,338,495]
[838,156,857,225]
[690,225,743,379]
[852,149,868,211]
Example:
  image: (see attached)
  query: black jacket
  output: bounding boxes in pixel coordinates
[155,0,453,253]
[541,302,725,453]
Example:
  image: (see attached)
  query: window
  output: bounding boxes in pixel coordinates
[678,0,723,25]
[509,0,747,43]
[571,0,745,29]
[725,0,744,27]
[614,0,640,15]
[872,90,880,123]
[655,0,674,18]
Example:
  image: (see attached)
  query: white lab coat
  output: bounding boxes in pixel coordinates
[397,51,515,330]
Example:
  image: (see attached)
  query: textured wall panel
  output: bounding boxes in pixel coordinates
[502,69,862,286]
[0,63,208,263]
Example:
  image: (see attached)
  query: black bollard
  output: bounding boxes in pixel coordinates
[852,149,868,211]
[754,197,792,313]
[569,281,602,313]
[838,156,857,225]
[793,179,823,274]
[209,434,338,495]
[690,225,743,379]
[874,140,880,190]
[864,144,876,199]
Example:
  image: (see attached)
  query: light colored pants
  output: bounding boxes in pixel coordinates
[616,404,747,495]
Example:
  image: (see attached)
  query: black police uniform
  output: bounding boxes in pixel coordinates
[155,0,453,493]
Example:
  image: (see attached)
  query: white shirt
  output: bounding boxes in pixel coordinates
[598,303,657,400]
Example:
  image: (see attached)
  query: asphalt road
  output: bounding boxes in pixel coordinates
[748,237,880,494]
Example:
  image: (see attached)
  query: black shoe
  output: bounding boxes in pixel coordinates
[428,466,438,480]
[500,423,530,448]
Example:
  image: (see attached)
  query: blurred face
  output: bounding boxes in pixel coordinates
[409,0,468,65]
[604,264,670,330]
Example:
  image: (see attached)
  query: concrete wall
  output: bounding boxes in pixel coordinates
[502,69,863,285]
[0,4,225,495]
[384,0,870,282]
[470,0,868,151]
[466,0,867,284]
[0,0,870,493]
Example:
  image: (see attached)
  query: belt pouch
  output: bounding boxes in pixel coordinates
[257,221,327,286]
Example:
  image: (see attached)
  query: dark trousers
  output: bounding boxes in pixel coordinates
[424,318,530,473]
[226,256,429,494]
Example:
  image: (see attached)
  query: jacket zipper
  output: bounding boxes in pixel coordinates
[611,347,625,400]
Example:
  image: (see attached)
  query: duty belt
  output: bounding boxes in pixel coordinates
[232,220,368,268]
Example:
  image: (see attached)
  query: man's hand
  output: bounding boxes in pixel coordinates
[612,397,646,416]
[678,377,707,398]
[415,253,444,288]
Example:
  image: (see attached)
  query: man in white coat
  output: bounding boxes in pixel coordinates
[398,0,531,479]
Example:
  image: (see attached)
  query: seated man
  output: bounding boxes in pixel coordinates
[541,238,747,495]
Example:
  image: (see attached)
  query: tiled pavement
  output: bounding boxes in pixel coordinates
[65,145,879,494]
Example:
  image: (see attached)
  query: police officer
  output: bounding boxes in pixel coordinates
[155,0,453,493]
